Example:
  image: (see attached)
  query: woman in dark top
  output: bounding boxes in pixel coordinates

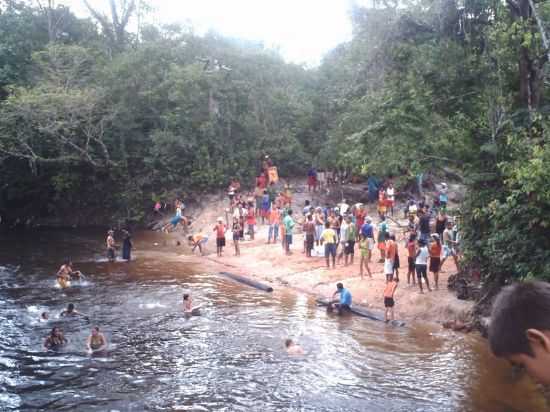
[122,230,133,261]
[44,327,67,350]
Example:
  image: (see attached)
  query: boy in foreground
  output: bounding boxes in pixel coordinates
[489,281,550,385]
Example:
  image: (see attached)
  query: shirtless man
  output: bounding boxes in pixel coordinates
[285,339,305,355]
[86,326,108,354]
[44,327,67,350]
[106,230,116,262]
[57,260,83,282]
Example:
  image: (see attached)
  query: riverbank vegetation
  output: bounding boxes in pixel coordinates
[1,0,549,295]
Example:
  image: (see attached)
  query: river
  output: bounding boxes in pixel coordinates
[0,229,547,411]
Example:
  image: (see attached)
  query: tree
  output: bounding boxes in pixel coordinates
[83,0,135,53]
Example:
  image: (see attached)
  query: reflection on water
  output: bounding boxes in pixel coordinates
[0,230,548,411]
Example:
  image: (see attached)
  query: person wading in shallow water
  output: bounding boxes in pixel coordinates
[106,230,116,262]
[56,259,82,287]
[122,229,133,261]
[86,326,107,354]
[44,327,67,350]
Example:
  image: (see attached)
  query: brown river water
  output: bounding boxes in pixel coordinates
[0,229,548,411]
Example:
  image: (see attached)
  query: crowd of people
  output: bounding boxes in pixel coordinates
[179,167,462,323]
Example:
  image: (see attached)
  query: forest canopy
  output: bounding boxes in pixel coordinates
[1,0,550,286]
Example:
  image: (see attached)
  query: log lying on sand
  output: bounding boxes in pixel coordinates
[219,271,274,292]
[316,298,406,327]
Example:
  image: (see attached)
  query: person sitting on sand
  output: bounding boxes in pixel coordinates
[329,282,352,315]
[86,326,107,354]
[188,233,208,255]
[285,338,305,355]
[44,327,67,350]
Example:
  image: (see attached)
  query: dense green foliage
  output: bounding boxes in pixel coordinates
[1,0,549,285]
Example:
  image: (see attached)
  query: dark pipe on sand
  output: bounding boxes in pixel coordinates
[219,271,274,292]
[316,298,406,327]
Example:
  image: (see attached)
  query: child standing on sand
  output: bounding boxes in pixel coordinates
[384,277,399,322]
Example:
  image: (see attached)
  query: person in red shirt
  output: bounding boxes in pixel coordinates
[246,203,257,240]
[429,234,442,289]
[256,173,267,190]
[213,218,226,257]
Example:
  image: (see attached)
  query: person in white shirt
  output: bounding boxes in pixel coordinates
[386,183,396,216]
[415,240,432,293]
[339,199,349,215]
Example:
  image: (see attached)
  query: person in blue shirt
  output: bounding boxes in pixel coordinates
[329,282,352,315]
[360,217,375,262]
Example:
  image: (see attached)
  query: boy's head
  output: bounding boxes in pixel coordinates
[285,338,293,348]
[489,281,550,385]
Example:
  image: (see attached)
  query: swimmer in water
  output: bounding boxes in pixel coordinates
[182,293,193,313]
[182,293,201,315]
[44,327,67,350]
[60,303,88,320]
[285,339,305,355]
[41,312,49,321]
[86,326,107,354]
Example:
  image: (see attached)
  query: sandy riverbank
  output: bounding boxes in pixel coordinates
[138,224,473,326]
[139,180,472,326]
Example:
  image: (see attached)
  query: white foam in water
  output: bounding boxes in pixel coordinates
[27,305,41,313]
[139,302,166,309]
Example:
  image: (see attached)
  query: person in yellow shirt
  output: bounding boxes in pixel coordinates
[320,222,337,269]
[187,233,208,255]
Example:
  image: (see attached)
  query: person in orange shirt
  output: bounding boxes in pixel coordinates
[188,233,208,255]
[384,234,397,281]
[384,277,399,322]
[429,234,442,289]
[267,206,281,244]
[406,233,417,286]
[378,188,387,219]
